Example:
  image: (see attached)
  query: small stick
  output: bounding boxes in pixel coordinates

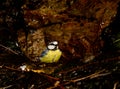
[42,73,60,81]
[113,82,119,89]
[58,56,120,75]
[0,65,22,72]
[47,81,65,89]
[0,44,19,55]
[0,85,13,89]
[64,69,110,85]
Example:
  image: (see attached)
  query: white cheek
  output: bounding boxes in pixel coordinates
[48,45,55,50]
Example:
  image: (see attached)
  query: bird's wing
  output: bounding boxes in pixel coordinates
[40,48,49,58]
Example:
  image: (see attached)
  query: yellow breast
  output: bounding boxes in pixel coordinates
[40,49,62,63]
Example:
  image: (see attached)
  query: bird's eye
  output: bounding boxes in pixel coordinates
[47,45,56,50]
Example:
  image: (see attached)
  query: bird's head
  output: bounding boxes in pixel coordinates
[47,41,58,50]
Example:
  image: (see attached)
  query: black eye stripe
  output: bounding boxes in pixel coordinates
[49,44,57,46]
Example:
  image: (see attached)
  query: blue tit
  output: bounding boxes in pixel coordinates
[39,41,62,63]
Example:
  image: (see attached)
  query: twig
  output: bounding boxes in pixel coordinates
[47,81,60,89]
[58,56,120,75]
[90,72,111,79]
[0,85,13,89]
[64,69,111,85]
[1,65,21,71]
[0,44,19,55]
[42,73,60,81]
[47,81,65,89]
[39,73,65,89]
[0,65,4,68]
[71,69,106,82]
[113,82,119,89]
[29,84,35,89]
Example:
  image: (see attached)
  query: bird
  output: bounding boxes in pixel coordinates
[38,41,62,63]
